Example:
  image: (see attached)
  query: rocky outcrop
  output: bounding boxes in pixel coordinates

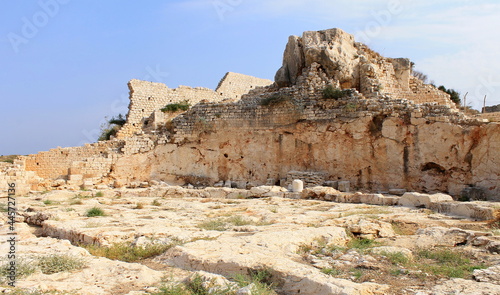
[274,28,454,106]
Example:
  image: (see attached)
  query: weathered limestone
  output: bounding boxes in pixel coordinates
[275,28,454,106]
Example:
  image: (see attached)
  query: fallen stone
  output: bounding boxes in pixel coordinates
[338,181,350,192]
[474,265,500,284]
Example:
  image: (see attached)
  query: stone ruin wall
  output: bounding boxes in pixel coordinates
[215,72,273,100]
[364,56,453,106]
[108,84,500,200]
[117,73,273,139]
[480,104,500,122]
[19,140,123,181]
[116,80,222,139]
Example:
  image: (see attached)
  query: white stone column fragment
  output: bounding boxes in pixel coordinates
[292,179,304,192]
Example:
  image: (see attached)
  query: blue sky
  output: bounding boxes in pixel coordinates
[1,0,499,155]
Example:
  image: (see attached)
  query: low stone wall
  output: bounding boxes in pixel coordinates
[20,141,123,180]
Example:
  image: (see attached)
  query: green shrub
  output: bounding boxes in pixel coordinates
[197,219,228,231]
[321,267,342,276]
[161,101,191,112]
[233,268,276,295]
[86,207,105,217]
[37,254,87,274]
[438,86,461,106]
[323,85,351,99]
[0,258,37,279]
[95,191,104,197]
[347,238,378,250]
[226,216,252,226]
[259,94,289,106]
[416,248,486,278]
[381,251,410,265]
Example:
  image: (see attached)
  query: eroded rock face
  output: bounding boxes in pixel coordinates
[274,28,454,107]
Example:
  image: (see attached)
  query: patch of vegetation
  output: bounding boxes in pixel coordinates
[154,273,235,295]
[134,202,144,209]
[259,94,290,106]
[322,85,351,99]
[98,114,126,141]
[351,268,364,281]
[43,200,54,205]
[161,101,191,112]
[83,241,176,263]
[233,268,276,295]
[95,191,104,197]
[86,207,105,217]
[437,85,461,106]
[415,248,486,278]
[152,199,162,206]
[197,219,229,231]
[198,216,271,231]
[380,251,410,265]
[0,155,19,164]
[0,258,37,280]
[344,102,358,112]
[37,254,87,275]
[226,216,253,226]
[321,267,342,276]
[346,238,379,250]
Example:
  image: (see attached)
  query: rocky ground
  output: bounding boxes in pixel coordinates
[1,185,500,295]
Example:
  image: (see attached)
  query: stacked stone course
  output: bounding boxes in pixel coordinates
[20,140,123,180]
[117,73,273,139]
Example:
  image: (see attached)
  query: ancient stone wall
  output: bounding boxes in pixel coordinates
[116,80,223,139]
[0,162,40,196]
[170,86,471,143]
[483,104,500,113]
[20,141,123,180]
[117,73,273,139]
[215,72,273,100]
[479,112,500,122]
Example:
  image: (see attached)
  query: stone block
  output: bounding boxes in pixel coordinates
[292,179,304,193]
[69,174,83,181]
[323,181,338,189]
[461,187,487,201]
[388,188,406,196]
[338,181,350,192]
